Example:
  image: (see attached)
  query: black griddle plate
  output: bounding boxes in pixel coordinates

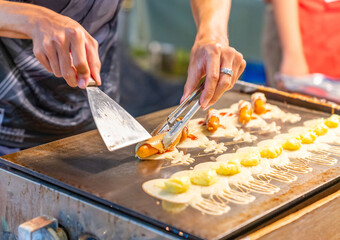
[1,85,340,240]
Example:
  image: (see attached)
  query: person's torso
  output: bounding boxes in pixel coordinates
[0,0,121,148]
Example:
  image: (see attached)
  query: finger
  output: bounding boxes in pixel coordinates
[33,46,53,73]
[230,52,244,86]
[85,36,101,85]
[181,57,204,103]
[236,59,247,81]
[69,29,90,89]
[43,40,62,78]
[56,39,77,87]
[199,52,221,110]
[208,51,235,106]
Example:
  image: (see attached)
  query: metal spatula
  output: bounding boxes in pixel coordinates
[86,78,151,151]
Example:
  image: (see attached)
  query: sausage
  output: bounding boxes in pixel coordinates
[136,144,159,159]
[136,128,185,159]
[175,117,188,142]
[136,132,166,158]
[205,108,220,132]
[254,99,266,115]
[251,92,267,115]
[180,126,188,142]
[238,100,252,124]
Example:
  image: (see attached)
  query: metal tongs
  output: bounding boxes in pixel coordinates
[151,81,205,149]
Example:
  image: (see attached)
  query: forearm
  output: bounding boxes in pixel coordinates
[190,0,231,43]
[185,0,245,109]
[0,1,54,39]
[0,0,101,88]
[272,0,304,58]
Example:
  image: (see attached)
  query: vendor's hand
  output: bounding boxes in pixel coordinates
[181,35,246,110]
[29,8,101,88]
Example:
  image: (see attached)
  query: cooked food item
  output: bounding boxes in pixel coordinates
[190,169,218,186]
[193,161,256,204]
[324,115,339,128]
[136,143,160,159]
[180,126,189,142]
[216,161,241,176]
[277,130,337,165]
[136,127,187,159]
[287,127,318,144]
[164,176,191,194]
[136,133,169,158]
[257,140,292,168]
[310,123,328,136]
[205,108,220,132]
[237,151,262,167]
[144,172,230,215]
[195,160,252,186]
[299,131,317,144]
[282,137,302,151]
[172,170,227,196]
[278,132,319,151]
[260,142,283,158]
[238,100,253,124]
[142,178,198,204]
[303,117,340,143]
[251,92,267,115]
[217,151,280,193]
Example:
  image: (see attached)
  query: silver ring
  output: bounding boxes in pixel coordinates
[221,68,233,76]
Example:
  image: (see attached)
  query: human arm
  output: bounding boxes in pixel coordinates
[271,0,309,76]
[184,0,246,110]
[0,1,101,88]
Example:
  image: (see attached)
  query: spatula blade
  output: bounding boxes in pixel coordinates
[86,87,151,151]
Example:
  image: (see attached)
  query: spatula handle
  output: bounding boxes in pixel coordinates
[87,78,97,87]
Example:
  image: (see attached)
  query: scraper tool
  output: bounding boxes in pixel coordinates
[86,78,152,151]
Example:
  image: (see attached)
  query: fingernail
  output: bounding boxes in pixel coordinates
[96,73,102,85]
[200,96,208,107]
[78,79,86,89]
[180,95,186,103]
[201,102,208,111]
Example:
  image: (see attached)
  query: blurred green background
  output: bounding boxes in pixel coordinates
[118,0,266,84]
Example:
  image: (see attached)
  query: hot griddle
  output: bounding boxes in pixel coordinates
[1,82,340,240]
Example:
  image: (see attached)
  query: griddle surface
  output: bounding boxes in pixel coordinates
[1,91,339,240]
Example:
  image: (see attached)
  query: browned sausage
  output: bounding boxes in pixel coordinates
[238,100,252,124]
[251,92,267,115]
[206,108,220,132]
[180,126,189,142]
[136,144,159,159]
[136,130,183,159]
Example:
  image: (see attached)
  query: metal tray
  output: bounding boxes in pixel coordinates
[1,82,340,240]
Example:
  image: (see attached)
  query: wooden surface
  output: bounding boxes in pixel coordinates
[244,189,340,240]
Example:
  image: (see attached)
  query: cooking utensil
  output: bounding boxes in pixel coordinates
[151,81,204,149]
[86,78,151,151]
